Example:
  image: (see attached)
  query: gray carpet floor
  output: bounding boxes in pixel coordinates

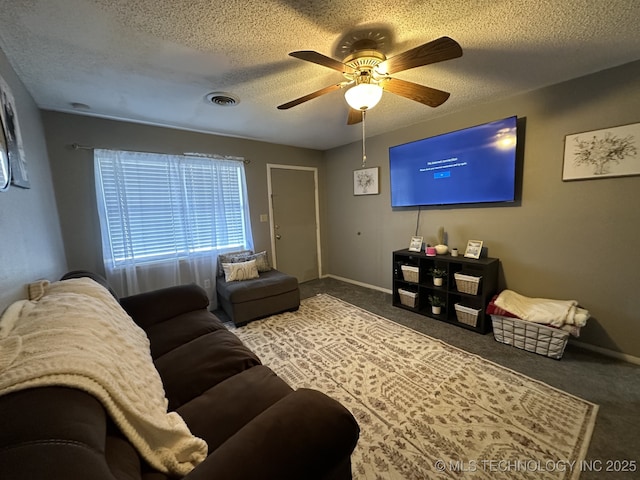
[298,277,640,480]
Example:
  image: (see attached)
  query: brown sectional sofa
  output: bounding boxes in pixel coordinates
[0,275,359,479]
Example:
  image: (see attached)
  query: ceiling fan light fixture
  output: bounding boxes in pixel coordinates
[344,83,383,111]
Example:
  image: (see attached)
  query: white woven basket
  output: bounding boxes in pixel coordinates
[491,315,569,360]
[401,265,419,283]
[454,273,481,295]
[454,304,480,327]
[398,288,418,308]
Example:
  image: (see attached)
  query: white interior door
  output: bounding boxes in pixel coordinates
[268,165,320,283]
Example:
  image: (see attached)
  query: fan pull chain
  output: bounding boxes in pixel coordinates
[361,110,367,167]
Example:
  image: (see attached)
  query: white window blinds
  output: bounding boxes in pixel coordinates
[94,149,253,268]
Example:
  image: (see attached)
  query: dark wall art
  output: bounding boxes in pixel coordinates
[0,74,29,188]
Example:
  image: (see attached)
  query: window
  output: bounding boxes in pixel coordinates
[94,149,253,296]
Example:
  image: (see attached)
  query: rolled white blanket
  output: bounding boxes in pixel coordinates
[494,289,589,328]
[0,278,208,475]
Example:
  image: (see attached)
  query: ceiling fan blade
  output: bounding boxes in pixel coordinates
[381,78,450,107]
[277,83,343,110]
[380,36,462,75]
[347,108,362,125]
[289,51,356,74]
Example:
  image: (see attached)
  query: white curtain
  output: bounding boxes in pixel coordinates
[94,149,253,304]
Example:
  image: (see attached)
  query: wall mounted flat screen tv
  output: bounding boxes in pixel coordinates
[389,116,518,207]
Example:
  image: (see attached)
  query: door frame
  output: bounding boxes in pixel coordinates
[266,163,322,278]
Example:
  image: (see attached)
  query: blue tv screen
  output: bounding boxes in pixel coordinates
[389,116,518,207]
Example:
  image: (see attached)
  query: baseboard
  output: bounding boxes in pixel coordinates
[322,274,392,294]
[323,274,640,365]
[568,339,640,365]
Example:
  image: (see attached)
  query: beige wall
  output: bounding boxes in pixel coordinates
[0,49,67,312]
[41,112,324,276]
[323,60,640,357]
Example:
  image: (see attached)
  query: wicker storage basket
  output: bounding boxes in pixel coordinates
[454,304,480,327]
[491,315,569,360]
[454,273,481,295]
[400,265,419,283]
[398,289,418,308]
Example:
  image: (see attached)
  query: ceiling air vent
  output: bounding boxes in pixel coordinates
[205,92,240,107]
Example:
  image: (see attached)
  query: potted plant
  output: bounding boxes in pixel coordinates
[428,295,445,315]
[428,267,447,286]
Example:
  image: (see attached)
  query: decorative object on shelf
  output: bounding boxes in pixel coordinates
[454,273,482,295]
[563,121,639,181]
[398,288,418,308]
[455,303,481,327]
[464,239,483,259]
[428,294,445,315]
[434,226,448,254]
[408,236,423,252]
[451,248,458,257]
[428,267,447,286]
[0,74,29,188]
[400,265,419,283]
[425,246,436,256]
[353,166,379,195]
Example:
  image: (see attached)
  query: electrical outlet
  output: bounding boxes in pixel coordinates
[204,279,211,289]
[260,214,268,223]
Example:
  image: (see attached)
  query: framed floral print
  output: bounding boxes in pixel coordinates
[354,167,379,195]
[562,122,639,181]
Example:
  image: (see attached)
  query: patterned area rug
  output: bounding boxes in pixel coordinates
[229,294,598,480]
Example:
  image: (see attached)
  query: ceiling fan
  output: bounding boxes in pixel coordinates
[277,36,463,124]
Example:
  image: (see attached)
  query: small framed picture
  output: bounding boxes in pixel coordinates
[354,167,379,195]
[408,236,423,252]
[562,121,640,181]
[464,240,483,259]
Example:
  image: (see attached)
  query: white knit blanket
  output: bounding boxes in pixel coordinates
[0,278,207,476]
[495,289,590,328]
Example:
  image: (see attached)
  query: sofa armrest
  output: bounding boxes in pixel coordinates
[120,284,210,330]
[0,387,122,480]
[184,388,359,480]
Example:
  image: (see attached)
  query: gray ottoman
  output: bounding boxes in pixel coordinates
[216,269,300,326]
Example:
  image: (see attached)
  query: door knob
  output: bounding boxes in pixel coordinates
[276,234,282,240]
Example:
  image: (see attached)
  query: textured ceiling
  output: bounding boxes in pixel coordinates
[0,0,639,150]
